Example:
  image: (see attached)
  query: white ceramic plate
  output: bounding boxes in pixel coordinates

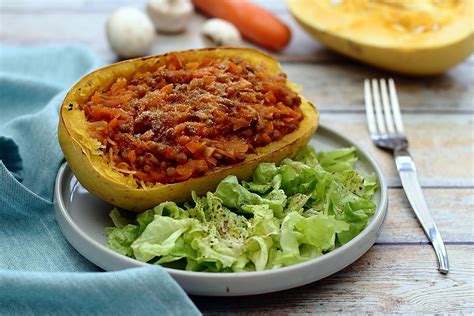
[54,125,388,296]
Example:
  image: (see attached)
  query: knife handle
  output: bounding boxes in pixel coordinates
[395,148,449,274]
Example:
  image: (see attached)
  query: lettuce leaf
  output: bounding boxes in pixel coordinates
[106,145,378,272]
[106,225,139,257]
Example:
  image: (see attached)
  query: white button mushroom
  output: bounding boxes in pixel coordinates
[106,7,155,58]
[200,18,242,47]
[147,0,194,33]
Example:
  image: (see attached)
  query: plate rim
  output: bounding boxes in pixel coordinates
[54,124,388,292]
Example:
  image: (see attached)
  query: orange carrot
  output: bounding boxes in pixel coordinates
[193,0,291,51]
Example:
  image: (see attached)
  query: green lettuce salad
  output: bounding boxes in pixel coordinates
[106,146,378,272]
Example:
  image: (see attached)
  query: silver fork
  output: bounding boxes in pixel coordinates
[364,78,449,274]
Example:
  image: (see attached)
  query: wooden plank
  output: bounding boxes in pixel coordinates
[0,0,289,12]
[0,12,116,60]
[320,113,474,188]
[192,245,474,314]
[379,189,474,243]
[284,62,474,112]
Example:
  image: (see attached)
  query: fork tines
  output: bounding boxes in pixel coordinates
[364,78,405,138]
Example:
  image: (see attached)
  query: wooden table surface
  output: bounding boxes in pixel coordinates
[2,1,473,314]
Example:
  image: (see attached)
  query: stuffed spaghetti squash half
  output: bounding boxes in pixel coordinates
[58,48,318,211]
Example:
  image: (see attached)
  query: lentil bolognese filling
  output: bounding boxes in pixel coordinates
[81,53,302,186]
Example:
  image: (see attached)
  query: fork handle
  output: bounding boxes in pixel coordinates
[394,148,449,274]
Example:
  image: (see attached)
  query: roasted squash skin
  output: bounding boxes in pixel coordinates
[58,48,319,212]
[288,0,474,75]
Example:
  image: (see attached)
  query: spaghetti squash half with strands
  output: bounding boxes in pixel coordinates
[288,0,474,75]
[59,48,318,211]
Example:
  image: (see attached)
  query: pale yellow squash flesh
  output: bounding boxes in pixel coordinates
[58,48,319,212]
[288,0,474,75]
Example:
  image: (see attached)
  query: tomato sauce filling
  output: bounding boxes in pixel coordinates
[81,54,302,185]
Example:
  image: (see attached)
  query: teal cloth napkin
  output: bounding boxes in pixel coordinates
[0,45,200,315]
